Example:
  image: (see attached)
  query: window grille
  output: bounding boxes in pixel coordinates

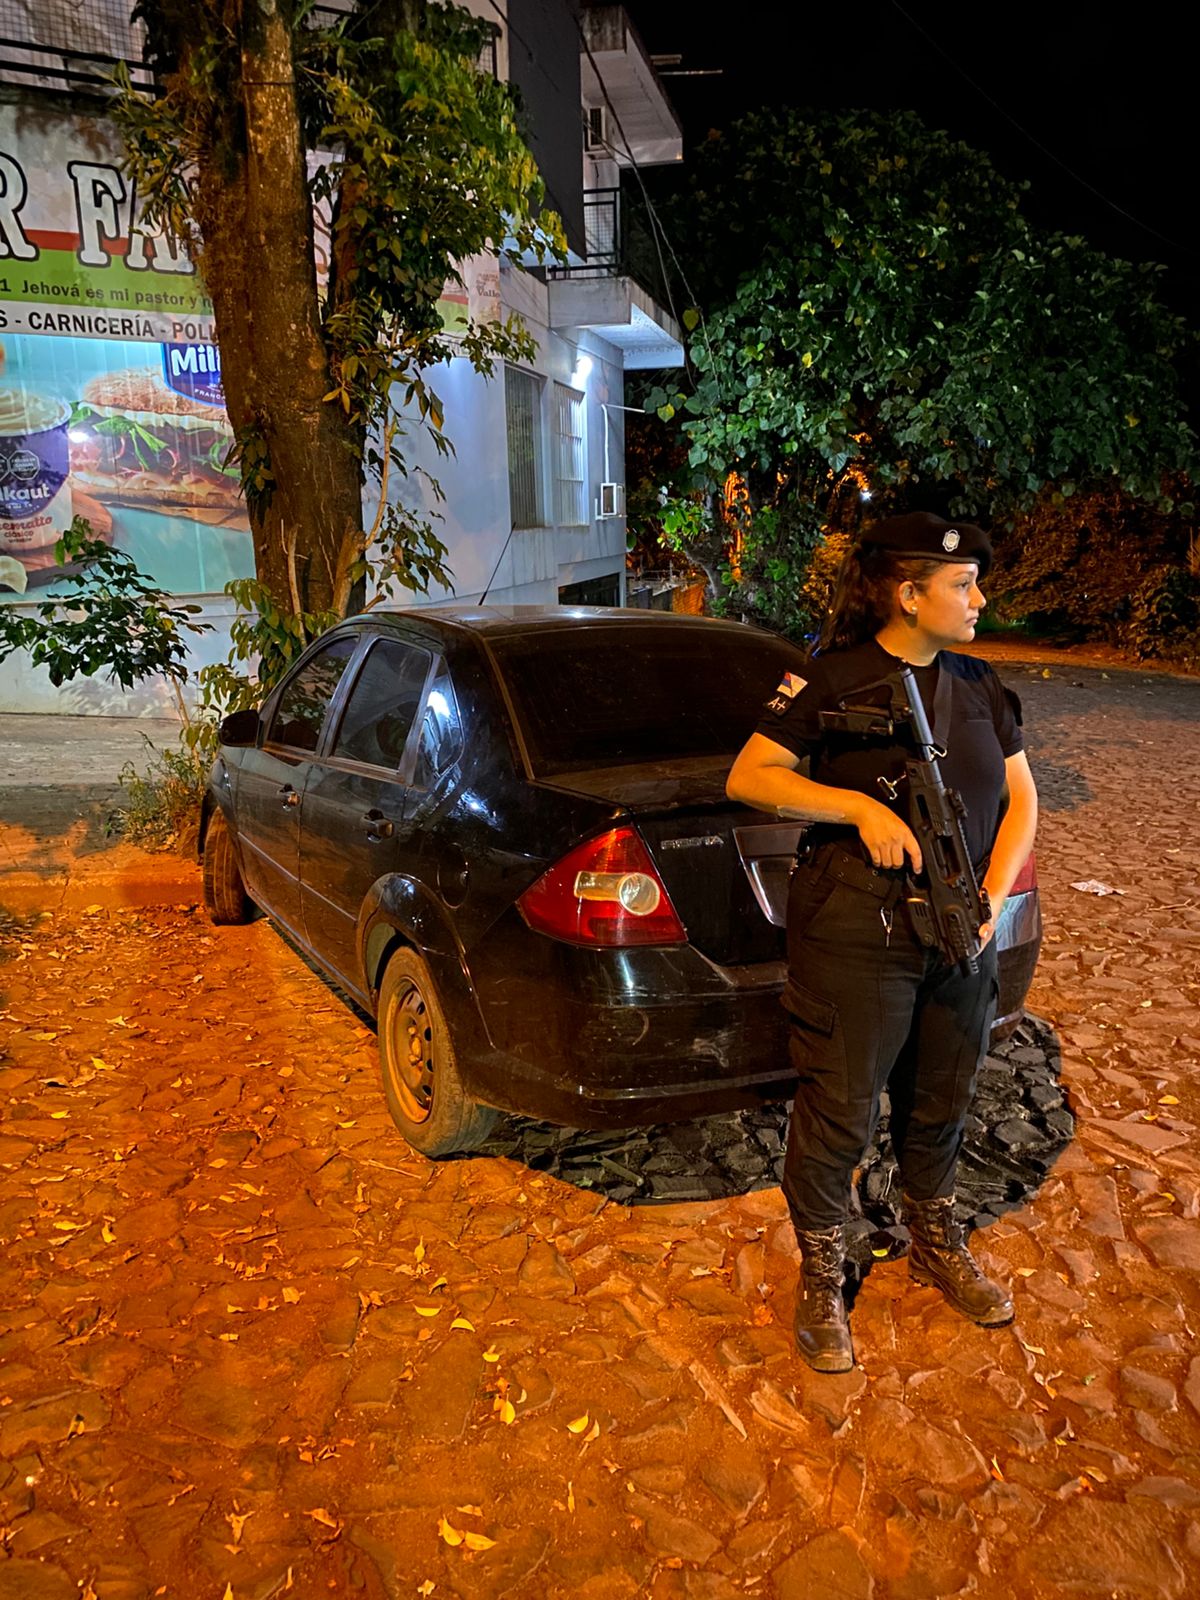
[505,366,544,529]
[553,384,587,527]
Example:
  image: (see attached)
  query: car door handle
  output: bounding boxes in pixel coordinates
[278,785,300,808]
[364,810,394,841]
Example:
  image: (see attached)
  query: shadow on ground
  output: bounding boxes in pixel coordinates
[0,784,124,864]
[476,1014,1072,1268]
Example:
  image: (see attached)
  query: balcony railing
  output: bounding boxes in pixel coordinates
[0,0,497,98]
[0,0,152,95]
[548,185,671,309]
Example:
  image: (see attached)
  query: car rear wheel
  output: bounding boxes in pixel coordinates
[202,808,253,925]
[377,948,498,1157]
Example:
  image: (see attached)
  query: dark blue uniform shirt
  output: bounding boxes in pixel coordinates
[755,639,1024,872]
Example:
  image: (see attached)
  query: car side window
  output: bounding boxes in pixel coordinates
[412,665,463,789]
[330,639,432,771]
[266,635,358,753]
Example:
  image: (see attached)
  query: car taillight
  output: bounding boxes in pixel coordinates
[1009,851,1038,895]
[518,827,687,947]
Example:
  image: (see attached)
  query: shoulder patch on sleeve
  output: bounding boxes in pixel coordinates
[764,670,807,717]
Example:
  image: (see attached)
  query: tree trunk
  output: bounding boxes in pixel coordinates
[186,1,364,615]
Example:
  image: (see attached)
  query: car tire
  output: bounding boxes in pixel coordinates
[202,808,253,925]
[377,948,498,1158]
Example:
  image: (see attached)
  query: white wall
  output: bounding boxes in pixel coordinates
[372,264,628,609]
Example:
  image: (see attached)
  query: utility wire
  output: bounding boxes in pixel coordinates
[483,0,708,372]
[570,8,731,403]
[890,0,1197,260]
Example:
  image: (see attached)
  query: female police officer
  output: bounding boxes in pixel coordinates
[727,512,1039,1372]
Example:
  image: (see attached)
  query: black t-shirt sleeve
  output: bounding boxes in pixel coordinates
[753,661,827,759]
[986,668,1024,758]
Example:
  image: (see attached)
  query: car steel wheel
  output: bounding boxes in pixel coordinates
[377,948,498,1157]
[392,978,436,1124]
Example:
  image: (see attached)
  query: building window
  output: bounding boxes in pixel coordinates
[553,383,587,527]
[505,366,544,528]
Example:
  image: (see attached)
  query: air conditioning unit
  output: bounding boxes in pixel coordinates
[599,482,625,518]
[583,106,607,153]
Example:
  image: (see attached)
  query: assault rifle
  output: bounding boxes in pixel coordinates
[818,665,989,972]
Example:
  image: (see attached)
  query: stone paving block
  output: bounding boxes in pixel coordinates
[0,1560,78,1600]
[774,1529,875,1599]
[1016,1498,1186,1596]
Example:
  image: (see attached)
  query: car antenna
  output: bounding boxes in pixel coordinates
[478,525,517,608]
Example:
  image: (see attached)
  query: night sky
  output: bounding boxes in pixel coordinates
[622,1,1198,326]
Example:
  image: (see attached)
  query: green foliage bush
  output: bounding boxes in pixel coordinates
[640,108,1198,640]
[993,485,1200,660]
[112,736,210,853]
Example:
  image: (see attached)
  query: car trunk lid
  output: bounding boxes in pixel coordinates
[533,758,803,966]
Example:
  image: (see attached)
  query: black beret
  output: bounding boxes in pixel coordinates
[857,512,992,578]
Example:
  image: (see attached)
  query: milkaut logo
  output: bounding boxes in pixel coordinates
[161,342,224,406]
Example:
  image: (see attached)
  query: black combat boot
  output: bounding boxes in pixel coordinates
[904,1194,1014,1326]
[793,1224,854,1372]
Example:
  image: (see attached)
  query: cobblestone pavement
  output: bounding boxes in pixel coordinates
[2,657,1200,1599]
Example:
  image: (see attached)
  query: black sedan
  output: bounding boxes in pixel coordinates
[200,606,1042,1156]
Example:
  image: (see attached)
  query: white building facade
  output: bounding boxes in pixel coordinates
[0,0,683,714]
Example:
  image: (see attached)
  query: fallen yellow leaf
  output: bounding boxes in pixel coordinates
[1159,1095,1180,1106]
[497,1399,516,1425]
[101,1220,116,1244]
[584,1419,601,1443]
[482,1347,501,1363]
[226,1508,253,1544]
[282,1287,302,1304]
[450,1317,475,1332]
[306,1507,340,1529]
[567,1481,576,1513]
[66,1414,87,1439]
[566,1413,590,1434]
[438,1515,463,1547]
[50,1110,69,1120]
[462,1531,496,1552]
[456,1504,483,1517]
[415,1305,442,1318]
[415,1239,426,1263]
[222,1586,234,1600]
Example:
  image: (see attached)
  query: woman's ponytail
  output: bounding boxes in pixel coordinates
[811,544,945,657]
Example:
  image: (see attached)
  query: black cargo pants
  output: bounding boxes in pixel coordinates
[781,845,999,1232]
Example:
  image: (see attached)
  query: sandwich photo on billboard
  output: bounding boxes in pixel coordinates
[68,368,247,523]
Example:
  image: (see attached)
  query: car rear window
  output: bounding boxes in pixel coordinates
[491,623,804,775]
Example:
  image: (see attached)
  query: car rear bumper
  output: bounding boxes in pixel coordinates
[458,890,1042,1129]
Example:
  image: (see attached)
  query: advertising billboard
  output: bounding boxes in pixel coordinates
[0,100,252,600]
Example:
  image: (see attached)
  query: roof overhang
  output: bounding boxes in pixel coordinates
[580,6,683,168]
[548,275,685,369]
